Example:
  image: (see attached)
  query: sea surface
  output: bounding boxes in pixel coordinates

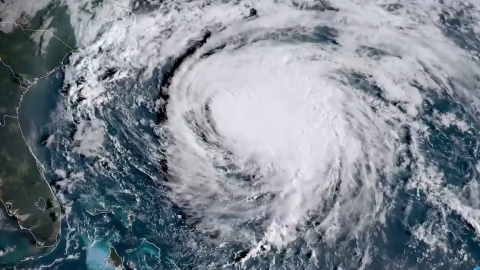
[2,1,480,270]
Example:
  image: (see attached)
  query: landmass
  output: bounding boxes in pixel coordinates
[0,8,74,251]
[0,48,60,247]
[88,204,136,231]
[105,245,124,269]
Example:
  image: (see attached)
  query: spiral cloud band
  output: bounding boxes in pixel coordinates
[55,0,480,268]
[158,4,473,252]
[165,38,397,246]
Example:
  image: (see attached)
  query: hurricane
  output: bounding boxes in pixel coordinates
[149,1,480,264]
[164,24,402,247]
[2,0,480,269]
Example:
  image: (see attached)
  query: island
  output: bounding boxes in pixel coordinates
[105,245,124,269]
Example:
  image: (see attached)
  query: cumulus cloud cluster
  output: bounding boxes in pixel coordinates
[73,119,106,157]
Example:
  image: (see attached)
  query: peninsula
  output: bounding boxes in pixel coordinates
[0,12,74,251]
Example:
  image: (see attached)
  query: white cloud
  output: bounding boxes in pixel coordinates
[0,0,51,32]
[30,16,56,56]
[0,246,15,257]
[56,171,85,193]
[73,119,106,157]
[54,0,480,259]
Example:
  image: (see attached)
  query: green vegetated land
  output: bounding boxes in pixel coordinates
[0,5,74,249]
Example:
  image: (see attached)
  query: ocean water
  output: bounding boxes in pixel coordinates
[2,0,480,269]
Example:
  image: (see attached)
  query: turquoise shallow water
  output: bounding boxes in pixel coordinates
[3,1,480,270]
[12,66,480,270]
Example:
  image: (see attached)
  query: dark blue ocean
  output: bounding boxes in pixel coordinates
[2,1,480,270]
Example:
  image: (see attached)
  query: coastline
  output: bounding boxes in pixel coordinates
[0,5,75,264]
